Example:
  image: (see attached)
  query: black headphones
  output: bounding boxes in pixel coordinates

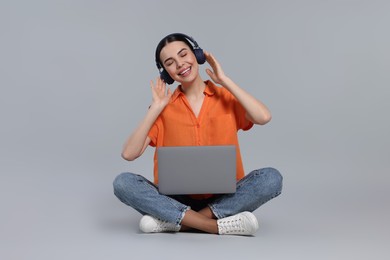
[155,33,206,84]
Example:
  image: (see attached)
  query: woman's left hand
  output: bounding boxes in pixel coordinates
[204,51,229,86]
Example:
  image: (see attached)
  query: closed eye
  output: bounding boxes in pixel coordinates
[165,60,173,66]
[163,48,189,67]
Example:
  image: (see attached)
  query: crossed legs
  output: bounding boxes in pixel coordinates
[113,167,283,234]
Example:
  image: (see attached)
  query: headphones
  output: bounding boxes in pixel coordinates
[155,33,206,84]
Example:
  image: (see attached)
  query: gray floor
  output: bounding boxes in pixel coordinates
[2,158,389,260]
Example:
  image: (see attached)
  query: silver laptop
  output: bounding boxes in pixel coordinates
[157,145,236,195]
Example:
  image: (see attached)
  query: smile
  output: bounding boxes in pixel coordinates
[178,67,191,76]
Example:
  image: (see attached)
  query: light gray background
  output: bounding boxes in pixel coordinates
[1,0,389,259]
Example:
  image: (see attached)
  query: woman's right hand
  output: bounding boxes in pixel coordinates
[150,77,172,108]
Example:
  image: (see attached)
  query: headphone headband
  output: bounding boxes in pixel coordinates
[155,33,200,68]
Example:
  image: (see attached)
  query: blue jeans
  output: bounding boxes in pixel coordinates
[113,167,282,226]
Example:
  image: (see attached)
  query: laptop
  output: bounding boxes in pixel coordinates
[157,145,236,195]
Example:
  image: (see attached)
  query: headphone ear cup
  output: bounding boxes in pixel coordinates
[194,48,206,65]
[160,69,174,85]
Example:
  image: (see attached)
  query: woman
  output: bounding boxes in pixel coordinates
[113,33,282,236]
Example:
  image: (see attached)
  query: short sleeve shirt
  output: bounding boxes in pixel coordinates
[148,80,253,193]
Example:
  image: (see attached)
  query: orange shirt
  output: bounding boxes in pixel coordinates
[148,80,253,198]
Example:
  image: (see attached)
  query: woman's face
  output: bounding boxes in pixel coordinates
[159,41,199,84]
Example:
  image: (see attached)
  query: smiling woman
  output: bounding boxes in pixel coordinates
[113,33,282,236]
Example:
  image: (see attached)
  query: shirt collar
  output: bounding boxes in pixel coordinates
[170,80,216,103]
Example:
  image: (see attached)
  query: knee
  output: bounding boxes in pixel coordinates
[257,167,283,195]
[113,172,137,197]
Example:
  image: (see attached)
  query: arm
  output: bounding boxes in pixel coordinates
[121,78,172,161]
[204,51,272,125]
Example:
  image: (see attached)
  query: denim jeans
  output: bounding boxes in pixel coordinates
[113,167,282,226]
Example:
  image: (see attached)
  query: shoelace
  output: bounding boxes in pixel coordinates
[154,219,178,232]
[219,217,245,233]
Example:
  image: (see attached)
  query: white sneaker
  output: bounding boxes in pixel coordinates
[139,215,181,233]
[217,212,259,235]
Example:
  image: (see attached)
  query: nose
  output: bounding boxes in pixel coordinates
[176,60,184,69]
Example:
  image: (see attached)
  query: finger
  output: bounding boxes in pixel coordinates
[209,53,218,66]
[206,55,218,70]
[167,87,172,97]
[150,80,155,89]
[206,68,216,80]
[206,68,213,76]
[150,80,158,99]
[204,51,214,61]
[205,52,213,64]
[161,77,166,87]
[160,77,166,88]
[161,80,166,92]
[157,77,163,90]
